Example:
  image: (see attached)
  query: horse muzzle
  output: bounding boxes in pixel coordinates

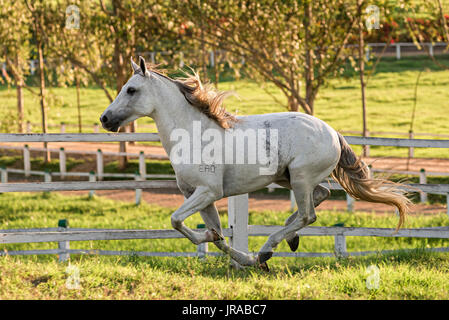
[100,111,121,132]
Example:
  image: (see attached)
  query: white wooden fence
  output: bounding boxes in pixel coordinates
[1,133,449,261]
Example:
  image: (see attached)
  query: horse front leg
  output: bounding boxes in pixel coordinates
[200,204,257,267]
[170,186,222,245]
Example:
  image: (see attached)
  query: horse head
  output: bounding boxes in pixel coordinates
[100,56,159,132]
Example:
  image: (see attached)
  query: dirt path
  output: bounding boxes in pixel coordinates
[2,142,168,157]
[3,141,449,215]
[59,188,448,215]
[3,141,449,173]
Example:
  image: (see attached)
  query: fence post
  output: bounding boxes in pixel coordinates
[346,193,354,212]
[96,149,103,181]
[44,169,52,183]
[93,123,99,133]
[26,121,31,133]
[59,147,66,179]
[26,121,32,133]
[60,122,66,133]
[89,171,96,199]
[23,144,31,177]
[228,194,249,267]
[396,43,401,60]
[179,51,184,68]
[334,234,347,258]
[290,190,296,211]
[447,193,449,217]
[363,130,370,157]
[209,51,215,67]
[58,219,70,262]
[0,166,7,184]
[43,170,52,197]
[429,43,434,57]
[139,151,146,179]
[419,168,427,203]
[196,224,208,258]
[151,52,156,64]
[135,172,142,205]
[408,130,414,158]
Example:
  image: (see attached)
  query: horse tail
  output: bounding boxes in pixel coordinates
[331,132,411,231]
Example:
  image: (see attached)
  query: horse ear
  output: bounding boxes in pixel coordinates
[131,57,140,74]
[139,56,148,77]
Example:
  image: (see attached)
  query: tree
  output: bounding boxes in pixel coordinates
[44,0,179,168]
[172,0,362,115]
[25,0,51,162]
[0,0,33,133]
[358,0,369,156]
[405,0,449,69]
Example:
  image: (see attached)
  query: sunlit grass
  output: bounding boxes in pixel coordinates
[1,193,449,299]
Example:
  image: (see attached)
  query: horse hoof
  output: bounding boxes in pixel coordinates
[258,261,270,272]
[287,235,300,252]
[258,251,273,264]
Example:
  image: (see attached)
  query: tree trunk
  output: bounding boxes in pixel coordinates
[304,1,315,116]
[213,50,219,88]
[200,28,208,81]
[358,0,368,157]
[75,67,82,133]
[129,11,137,144]
[115,52,128,169]
[288,95,299,112]
[16,80,24,133]
[112,0,128,169]
[37,29,50,162]
[14,54,24,133]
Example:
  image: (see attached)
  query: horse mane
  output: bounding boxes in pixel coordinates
[145,64,238,129]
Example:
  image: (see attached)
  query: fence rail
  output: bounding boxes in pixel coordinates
[0,133,160,143]
[22,120,449,140]
[1,133,449,262]
[1,224,449,260]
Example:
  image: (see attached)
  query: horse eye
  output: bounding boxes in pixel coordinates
[127,87,136,95]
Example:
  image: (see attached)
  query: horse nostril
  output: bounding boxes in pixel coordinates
[101,115,108,123]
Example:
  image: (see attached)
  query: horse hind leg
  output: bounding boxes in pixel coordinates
[258,180,315,264]
[285,185,330,251]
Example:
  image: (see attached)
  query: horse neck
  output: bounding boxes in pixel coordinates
[150,76,219,155]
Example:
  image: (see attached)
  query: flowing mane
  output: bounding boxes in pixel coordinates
[143,65,237,129]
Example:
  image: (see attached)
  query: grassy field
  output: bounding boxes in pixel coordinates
[1,192,449,299]
[1,56,449,158]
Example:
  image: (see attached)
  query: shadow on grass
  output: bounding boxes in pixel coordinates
[67,247,446,281]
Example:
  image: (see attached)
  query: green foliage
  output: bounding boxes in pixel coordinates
[0,109,19,133]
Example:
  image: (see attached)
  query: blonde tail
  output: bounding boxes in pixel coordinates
[332,133,411,231]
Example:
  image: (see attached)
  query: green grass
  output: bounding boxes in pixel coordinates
[2,251,449,299]
[1,55,449,158]
[1,192,449,299]
[0,155,84,173]
[104,159,174,176]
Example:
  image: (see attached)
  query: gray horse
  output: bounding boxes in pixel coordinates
[100,57,410,269]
